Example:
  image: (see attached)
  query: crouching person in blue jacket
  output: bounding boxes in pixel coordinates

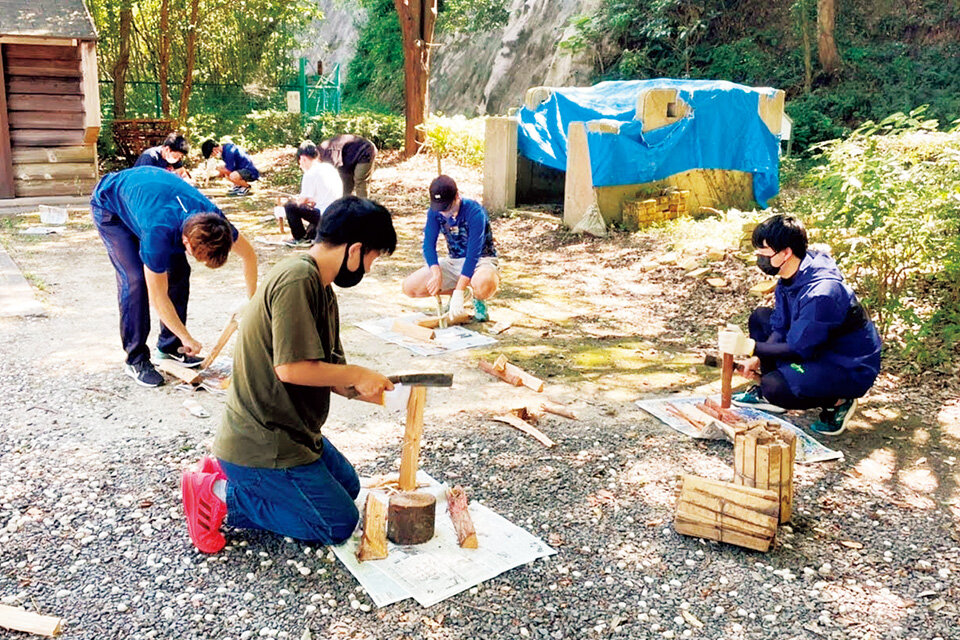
[721,214,882,436]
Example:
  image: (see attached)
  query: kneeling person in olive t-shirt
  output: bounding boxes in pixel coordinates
[180,197,398,554]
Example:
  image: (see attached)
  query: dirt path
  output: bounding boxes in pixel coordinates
[0,154,957,639]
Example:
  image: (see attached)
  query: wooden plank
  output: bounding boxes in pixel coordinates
[5,55,80,70]
[416,312,472,329]
[12,145,94,164]
[675,502,775,538]
[0,35,80,47]
[0,603,61,636]
[743,434,757,485]
[679,483,779,532]
[446,485,478,548]
[768,443,781,493]
[398,386,427,491]
[13,162,96,180]
[491,414,556,447]
[7,94,83,112]
[674,518,772,552]
[14,178,96,197]
[756,443,770,489]
[7,77,82,95]
[11,130,86,147]
[157,360,202,385]
[6,66,82,79]
[79,41,100,143]
[779,442,794,524]
[200,312,239,369]
[679,475,779,514]
[392,320,435,341]
[0,44,14,198]
[9,111,84,130]
[356,492,388,561]
[4,44,80,60]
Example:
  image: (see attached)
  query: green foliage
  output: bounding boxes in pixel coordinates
[437,0,509,34]
[304,110,405,150]
[343,0,404,112]
[417,114,486,172]
[794,108,960,367]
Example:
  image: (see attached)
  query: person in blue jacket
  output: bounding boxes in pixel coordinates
[401,175,499,321]
[201,139,260,196]
[721,214,882,435]
[91,167,259,388]
[134,132,190,179]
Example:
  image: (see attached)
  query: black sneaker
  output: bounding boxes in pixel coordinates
[124,361,164,387]
[156,349,204,368]
[811,398,858,436]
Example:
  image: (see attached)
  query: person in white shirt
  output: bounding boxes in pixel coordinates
[284,140,344,246]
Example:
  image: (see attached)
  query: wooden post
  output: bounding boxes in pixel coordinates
[0,44,15,199]
[398,386,427,491]
[720,352,734,408]
[394,0,438,157]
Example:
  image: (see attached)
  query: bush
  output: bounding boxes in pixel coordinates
[795,107,960,368]
[304,110,405,151]
[417,114,486,172]
[187,110,305,154]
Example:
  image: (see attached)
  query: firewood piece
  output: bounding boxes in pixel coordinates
[491,414,556,447]
[387,491,436,545]
[721,352,734,408]
[479,359,523,386]
[489,355,544,392]
[703,397,744,424]
[674,475,779,552]
[675,502,776,538]
[541,403,577,420]
[734,429,796,524]
[398,386,427,491]
[392,320,435,341]
[490,320,512,335]
[509,405,541,424]
[157,359,202,385]
[417,312,473,329]
[0,604,62,637]
[674,518,772,553]
[676,486,779,533]
[679,475,779,516]
[665,403,701,430]
[446,485,478,548]
[200,311,239,370]
[356,493,389,561]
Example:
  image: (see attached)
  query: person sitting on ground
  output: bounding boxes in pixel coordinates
[91,166,259,388]
[201,138,260,196]
[134,132,191,179]
[319,134,377,198]
[282,140,344,247]
[721,214,882,436]
[401,174,499,322]
[180,197,399,554]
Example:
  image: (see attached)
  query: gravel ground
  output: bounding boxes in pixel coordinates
[1,154,958,640]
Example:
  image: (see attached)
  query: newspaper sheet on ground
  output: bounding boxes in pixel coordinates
[355,315,497,356]
[636,395,843,463]
[331,471,555,607]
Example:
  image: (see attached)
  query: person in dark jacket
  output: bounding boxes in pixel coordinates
[721,214,882,435]
[319,134,377,198]
[201,139,260,196]
[134,132,190,179]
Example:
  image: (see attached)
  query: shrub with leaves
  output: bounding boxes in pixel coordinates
[304,110,405,150]
[417,114,486,173]
[797,107,960,367]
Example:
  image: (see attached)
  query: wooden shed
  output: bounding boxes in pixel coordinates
[0,0,100,200]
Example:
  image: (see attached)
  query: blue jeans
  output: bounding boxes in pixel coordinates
[218,438,361,544]
[92,205,191,365]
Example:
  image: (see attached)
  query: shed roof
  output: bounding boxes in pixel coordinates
[0,0,97,40]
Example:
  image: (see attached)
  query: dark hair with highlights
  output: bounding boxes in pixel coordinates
[162,132,189,155]
[317,196,397,254]
[752,214,808,259]
[182,213,233,267]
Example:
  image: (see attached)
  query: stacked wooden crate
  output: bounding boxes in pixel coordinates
[621,190,690,230]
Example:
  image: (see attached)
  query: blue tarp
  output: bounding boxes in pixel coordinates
[516,79,782,207]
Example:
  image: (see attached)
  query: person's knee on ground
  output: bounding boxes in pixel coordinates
[749,306,774,341]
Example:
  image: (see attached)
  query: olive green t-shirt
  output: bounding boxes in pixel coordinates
[213,254,345,468]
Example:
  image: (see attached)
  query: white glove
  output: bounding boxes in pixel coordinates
[449,289,465,318]
[230,299,248,319]
[273,205,286,220]
[382,383,411,412]
[718,325,755,356]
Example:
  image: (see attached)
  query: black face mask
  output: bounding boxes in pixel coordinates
[756,253,781,276]
[333,246,365,288]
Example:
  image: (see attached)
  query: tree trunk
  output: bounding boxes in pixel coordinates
[817,0,840,75]
[158,0,171,117]
[111,2,134,119]
[394,0,437,157]
[799,0,812,93]
[178,0,201,126]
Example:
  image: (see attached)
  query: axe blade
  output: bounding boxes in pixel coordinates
[388,373,453,387]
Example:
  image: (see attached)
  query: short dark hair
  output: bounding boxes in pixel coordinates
[317,196,397,255]
[163,133,189,155]
[296,140,319,159]
[182,213,233,267]
[752,214,808,259]
[201,139,219,159]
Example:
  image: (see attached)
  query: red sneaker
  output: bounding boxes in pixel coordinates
[200,456,226,480]
[181,470,227,554]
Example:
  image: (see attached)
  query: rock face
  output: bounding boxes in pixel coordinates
[299,0,362,79]
[431,0,599,115]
